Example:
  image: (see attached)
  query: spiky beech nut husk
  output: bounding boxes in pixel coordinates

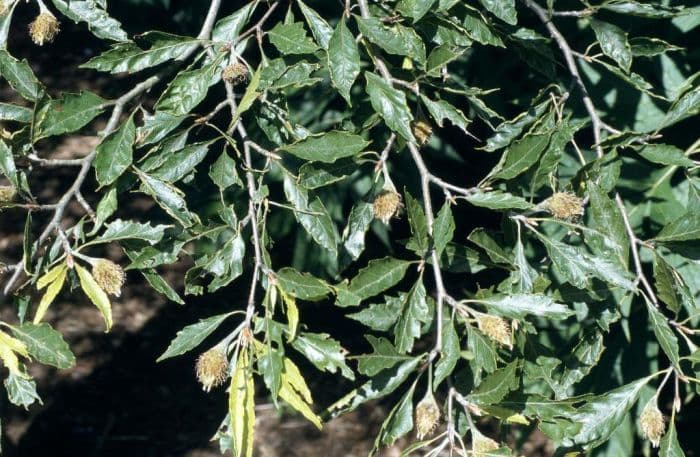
[92,259,125,297]
[472,431,500,457]
[0,1,8,16]
[373,190,402,224]
[29,12,60,46]
[196,346,229,392]
[477,314,512,349]
[0,185,16,203]
[415,390,440,439]
[640,400,665,447]
[543,192,584,219]
[222,62,249,85]
[412,119,433,146]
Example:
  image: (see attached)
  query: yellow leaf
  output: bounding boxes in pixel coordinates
[228,347,255,457]
[37,263,67,290]
[33,266,67,324]
[280,289,298,341]
[75,264,113,331]
[282,357,312,403]
[278,357,322,430]
[0,330,29,377]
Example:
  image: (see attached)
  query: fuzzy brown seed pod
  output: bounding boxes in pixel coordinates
[477,314,512,349]
[0,1,8,16]
[372,190,402,224]
[222,62,249,85]
[29,12,60,46]
[415,390,440,439]
[640,400,665,447]
[0,185,16,203]
[543,192,584,219]
[92,259,125,297]
[196,346,229,392]
[412,120,433,146]
[472,431,500,457]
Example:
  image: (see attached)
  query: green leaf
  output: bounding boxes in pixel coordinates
[477,294,574,319]
[462,8,505,47]
[561,377,649,449]
[405,191,429,255]
[646,302,681,370]
[420,95,471,133]
[281,131,369,163]
[268,22,319,55]
[356,16,426,64]
[375,383,416,448]
[587,182,628,266]
[89,219,168,246]
[0,50,41,101]
[212,3,257,42]
[10,323,75,369]
[655,213,700,242]
[659,421,686,457]
[299,159,355,189]
[365,72,415,142]
[34,91,106,140]
[209,150,241,191]
[0,140,19,190]
[537,234,635,291]
[396,0,438,22]
[4,373,41,409]
[469,360,519,405]
[292,332,354,380]
[94,112,135,186]
[357,336,414,376]
[297,0,333,49]
[395,281,430,353]
[434,314,460,386]
[75,265,113,331]
[590,19,633,72]
[342,200,374,260]
[433,203,455,258]
[137,170,198,227]
[426,44,467,75]
[478,0,517,25]
[51,0,128,41]
[81,32,198,74]
[468,327,498,373]
[0,102,32,123]
[283,175,339,253]
[653,252,693,315]
[141,269,184,305]
[157,312,232,361]
[601,1,689,19]
[347,257,412,300]
[149,141,212,183]
[155,60,222,116]
[466,190,535,211]
[662,86,700,128]
[328,19,361,105]
[490,133,550,180]
[347,295,403,331]
[276,268,332,301]
[638,144,695,167]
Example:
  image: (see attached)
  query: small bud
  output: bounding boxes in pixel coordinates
[92,259,125,297]
[639,400,665,447]
[372,190,402,224]
[543,192,584,219]
[415,390,440,439]
[0,185,16,203]
[472,430,500,457]
[222,62,249,85]
[29,12,60,46]
[196,346,229,392]
[412,120,433,146]
[477,314,512,349]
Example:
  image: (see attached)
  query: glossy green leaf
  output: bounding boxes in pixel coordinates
[328,19,361,105]
[157,312,232,361]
